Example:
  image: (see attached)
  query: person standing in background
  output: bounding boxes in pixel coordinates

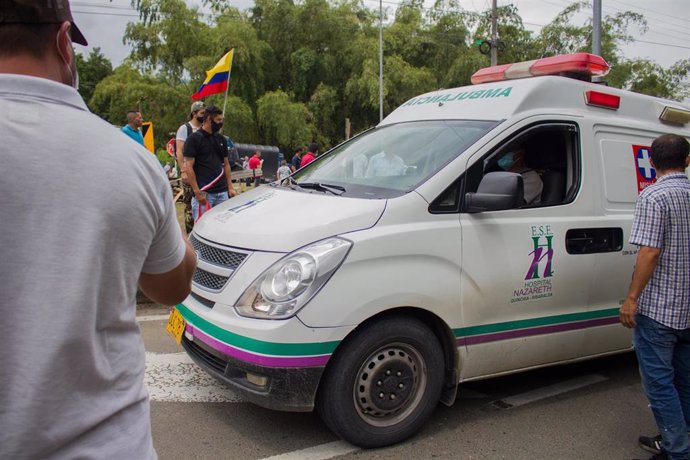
[291,146,304,172]
[248,150,263,187]
[300,142,318,168]
[176,101,205,233]
[121,110,144,146]
[183,104,237,222]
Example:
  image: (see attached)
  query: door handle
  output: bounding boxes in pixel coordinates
[566,228,623,254]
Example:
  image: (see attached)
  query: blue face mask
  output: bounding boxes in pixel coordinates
[498,152,515,170]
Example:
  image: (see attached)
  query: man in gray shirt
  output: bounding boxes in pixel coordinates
[0,1,197,458]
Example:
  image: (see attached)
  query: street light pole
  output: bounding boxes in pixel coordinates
[490,0,498,66]
[379,0,384,122]
[592,0,602,56]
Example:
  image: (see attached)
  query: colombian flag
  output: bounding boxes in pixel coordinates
[192,49,234,100]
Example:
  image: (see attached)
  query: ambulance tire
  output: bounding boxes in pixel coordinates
[316,316,444,448]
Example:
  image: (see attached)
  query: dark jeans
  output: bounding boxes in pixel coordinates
[634,314,690,459]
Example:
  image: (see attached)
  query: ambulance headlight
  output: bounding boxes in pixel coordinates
[235,238,352,319]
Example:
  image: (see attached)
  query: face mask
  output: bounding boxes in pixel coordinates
[211,120,223,133]
[498,152,515,170]
[196,116,204,123]
[57,33,79,90]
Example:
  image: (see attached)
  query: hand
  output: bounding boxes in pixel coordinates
[229,187,237,197]
[195,191,207,205]
[619,298,637,328]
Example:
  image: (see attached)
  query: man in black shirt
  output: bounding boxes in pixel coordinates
[183,105,237,222]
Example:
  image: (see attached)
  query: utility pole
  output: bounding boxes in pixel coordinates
[490,0,498,66]
[592,0,602,56]
[379,0,384,122]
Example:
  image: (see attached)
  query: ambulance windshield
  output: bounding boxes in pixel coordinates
[289,120,498,198]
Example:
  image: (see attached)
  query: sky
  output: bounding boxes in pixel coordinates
[71,0,689,69]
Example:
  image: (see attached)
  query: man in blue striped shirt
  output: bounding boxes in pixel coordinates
[620,133,690,460]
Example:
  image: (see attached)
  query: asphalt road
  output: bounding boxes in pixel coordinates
[139,305,657,460]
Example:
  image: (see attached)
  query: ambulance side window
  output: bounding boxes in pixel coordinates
[464,123,580,210]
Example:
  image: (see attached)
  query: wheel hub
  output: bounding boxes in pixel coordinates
[354,345,424,423]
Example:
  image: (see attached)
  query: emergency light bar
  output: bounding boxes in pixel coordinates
[471,53,610,85]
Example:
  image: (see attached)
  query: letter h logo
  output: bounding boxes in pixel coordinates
[525,235,554,280]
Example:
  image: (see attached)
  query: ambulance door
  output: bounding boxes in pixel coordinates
[582,125,663,356]
[457,121,597,379]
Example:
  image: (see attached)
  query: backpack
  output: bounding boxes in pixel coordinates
[170,123,193,155]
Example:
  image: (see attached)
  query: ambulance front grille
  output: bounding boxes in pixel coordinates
[189,234,248,269]
[193,268,228,291]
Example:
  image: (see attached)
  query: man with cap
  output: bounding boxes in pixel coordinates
[176,100,205,233]
[0,1,197,458]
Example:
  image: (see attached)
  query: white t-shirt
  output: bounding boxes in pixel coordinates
[277,165,291,180]
[176,121,199,142]
[0,75,186,459]
[366,151,406,177]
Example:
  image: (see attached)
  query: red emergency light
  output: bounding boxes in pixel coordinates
[471,53,611,85]
[585,90,620,110]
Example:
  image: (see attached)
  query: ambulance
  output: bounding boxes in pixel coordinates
[167,53,690,448]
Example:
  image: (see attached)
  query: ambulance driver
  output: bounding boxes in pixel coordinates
[497,145,543,205]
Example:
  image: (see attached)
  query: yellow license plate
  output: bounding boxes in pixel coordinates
[166,308,186,345]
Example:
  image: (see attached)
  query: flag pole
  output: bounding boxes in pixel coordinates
[222,49,234,117]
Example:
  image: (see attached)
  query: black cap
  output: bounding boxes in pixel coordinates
[0,0,88,46]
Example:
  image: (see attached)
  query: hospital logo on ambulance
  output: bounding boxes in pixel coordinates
[633,145,656,193]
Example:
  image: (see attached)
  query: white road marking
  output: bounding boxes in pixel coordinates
[138,314,170,322]
[493,374,608,408]
[144,352,244,403]
[258,441,359,460]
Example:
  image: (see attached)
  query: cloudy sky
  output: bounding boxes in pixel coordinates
[71,0,689,69]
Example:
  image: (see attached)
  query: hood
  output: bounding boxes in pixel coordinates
[192,186,386,252]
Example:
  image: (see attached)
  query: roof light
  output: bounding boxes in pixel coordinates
[658,105,690,125]
[585,90,620,110]
[471,53,611,85]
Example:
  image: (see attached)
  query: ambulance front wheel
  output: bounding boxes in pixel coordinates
[316,316,444,448]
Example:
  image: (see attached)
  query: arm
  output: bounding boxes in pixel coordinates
[175,140,187,182]
[619,246,661,328]
[139,239,197,305]
[184,157,206,205]
[224,158,236,197]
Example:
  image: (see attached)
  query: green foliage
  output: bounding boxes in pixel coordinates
[256,90,314,150]
[156,149,171,166]
[75,48,114,114]
[89,0,687,152]
[90,64,189,150]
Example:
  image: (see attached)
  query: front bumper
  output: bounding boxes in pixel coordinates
[181,330,324,412]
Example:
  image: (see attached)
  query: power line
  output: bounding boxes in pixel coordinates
[608,0,690,25]
[633,39,690,51]
[601,3,690,39]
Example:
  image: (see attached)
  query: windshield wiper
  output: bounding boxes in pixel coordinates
[297,182,346,195]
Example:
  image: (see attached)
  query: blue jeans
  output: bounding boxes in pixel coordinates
[191,191,229,222]
[634,313,690,459]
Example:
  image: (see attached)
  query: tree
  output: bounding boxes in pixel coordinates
[256,90,314,150]
[308,83,341,146]
[90,65,189,151]
[75,48,113,114]
[125,0,211,83]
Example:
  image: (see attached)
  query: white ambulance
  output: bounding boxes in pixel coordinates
[168,53,690,448]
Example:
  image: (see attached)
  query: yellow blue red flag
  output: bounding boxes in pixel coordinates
[192,49,234,100]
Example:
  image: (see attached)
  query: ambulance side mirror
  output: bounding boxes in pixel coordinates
[464,172,524,213]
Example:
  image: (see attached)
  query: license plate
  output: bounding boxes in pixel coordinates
[166,308,186,345]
